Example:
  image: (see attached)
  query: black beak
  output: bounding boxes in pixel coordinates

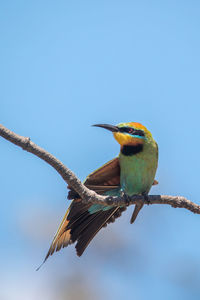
[92,124,119,132]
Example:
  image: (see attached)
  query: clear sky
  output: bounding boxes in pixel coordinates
[1,1,200,299]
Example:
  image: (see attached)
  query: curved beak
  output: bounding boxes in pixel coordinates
[92,124,119,132]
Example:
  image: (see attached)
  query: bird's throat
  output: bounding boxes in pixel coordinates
[121,144,143,156]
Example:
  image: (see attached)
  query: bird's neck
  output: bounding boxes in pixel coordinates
[120,139,157,157]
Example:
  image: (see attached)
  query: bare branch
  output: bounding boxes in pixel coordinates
[0,123,199,215]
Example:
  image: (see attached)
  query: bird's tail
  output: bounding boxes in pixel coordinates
[36,207,71,270]
[37,200,126,269]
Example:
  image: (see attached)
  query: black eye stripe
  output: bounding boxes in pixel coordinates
[118,127,145,137]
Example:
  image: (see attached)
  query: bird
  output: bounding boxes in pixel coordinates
[40,122,158,266]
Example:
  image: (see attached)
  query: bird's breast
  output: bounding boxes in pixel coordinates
[119,146,158,195]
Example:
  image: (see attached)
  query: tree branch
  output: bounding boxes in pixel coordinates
[0,123,199,215]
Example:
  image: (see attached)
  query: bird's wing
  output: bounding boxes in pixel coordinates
[40,158,124,264]
[84,157,120,189]
[67,157,120,198]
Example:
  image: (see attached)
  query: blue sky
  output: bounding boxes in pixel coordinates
[1,1,200,299]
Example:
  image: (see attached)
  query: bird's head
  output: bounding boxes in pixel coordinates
[93,122,154,147]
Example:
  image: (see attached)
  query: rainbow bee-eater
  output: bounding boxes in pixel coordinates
[42,122,158,263]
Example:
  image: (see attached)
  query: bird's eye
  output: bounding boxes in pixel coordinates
[118,127,145,137]
[128,128,134,134]
[118,127,135,134]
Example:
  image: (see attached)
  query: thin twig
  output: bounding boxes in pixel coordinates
[0,124,199,215]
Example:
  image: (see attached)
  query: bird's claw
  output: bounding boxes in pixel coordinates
[121,191,131,206]
[142,193,150,205]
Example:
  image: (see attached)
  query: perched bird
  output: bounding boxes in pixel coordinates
[41,122,158,264]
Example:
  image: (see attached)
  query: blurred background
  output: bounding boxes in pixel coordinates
[1,0,200,299]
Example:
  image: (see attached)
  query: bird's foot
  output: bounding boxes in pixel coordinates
[142,193,150,205]
[121,191,131,206]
